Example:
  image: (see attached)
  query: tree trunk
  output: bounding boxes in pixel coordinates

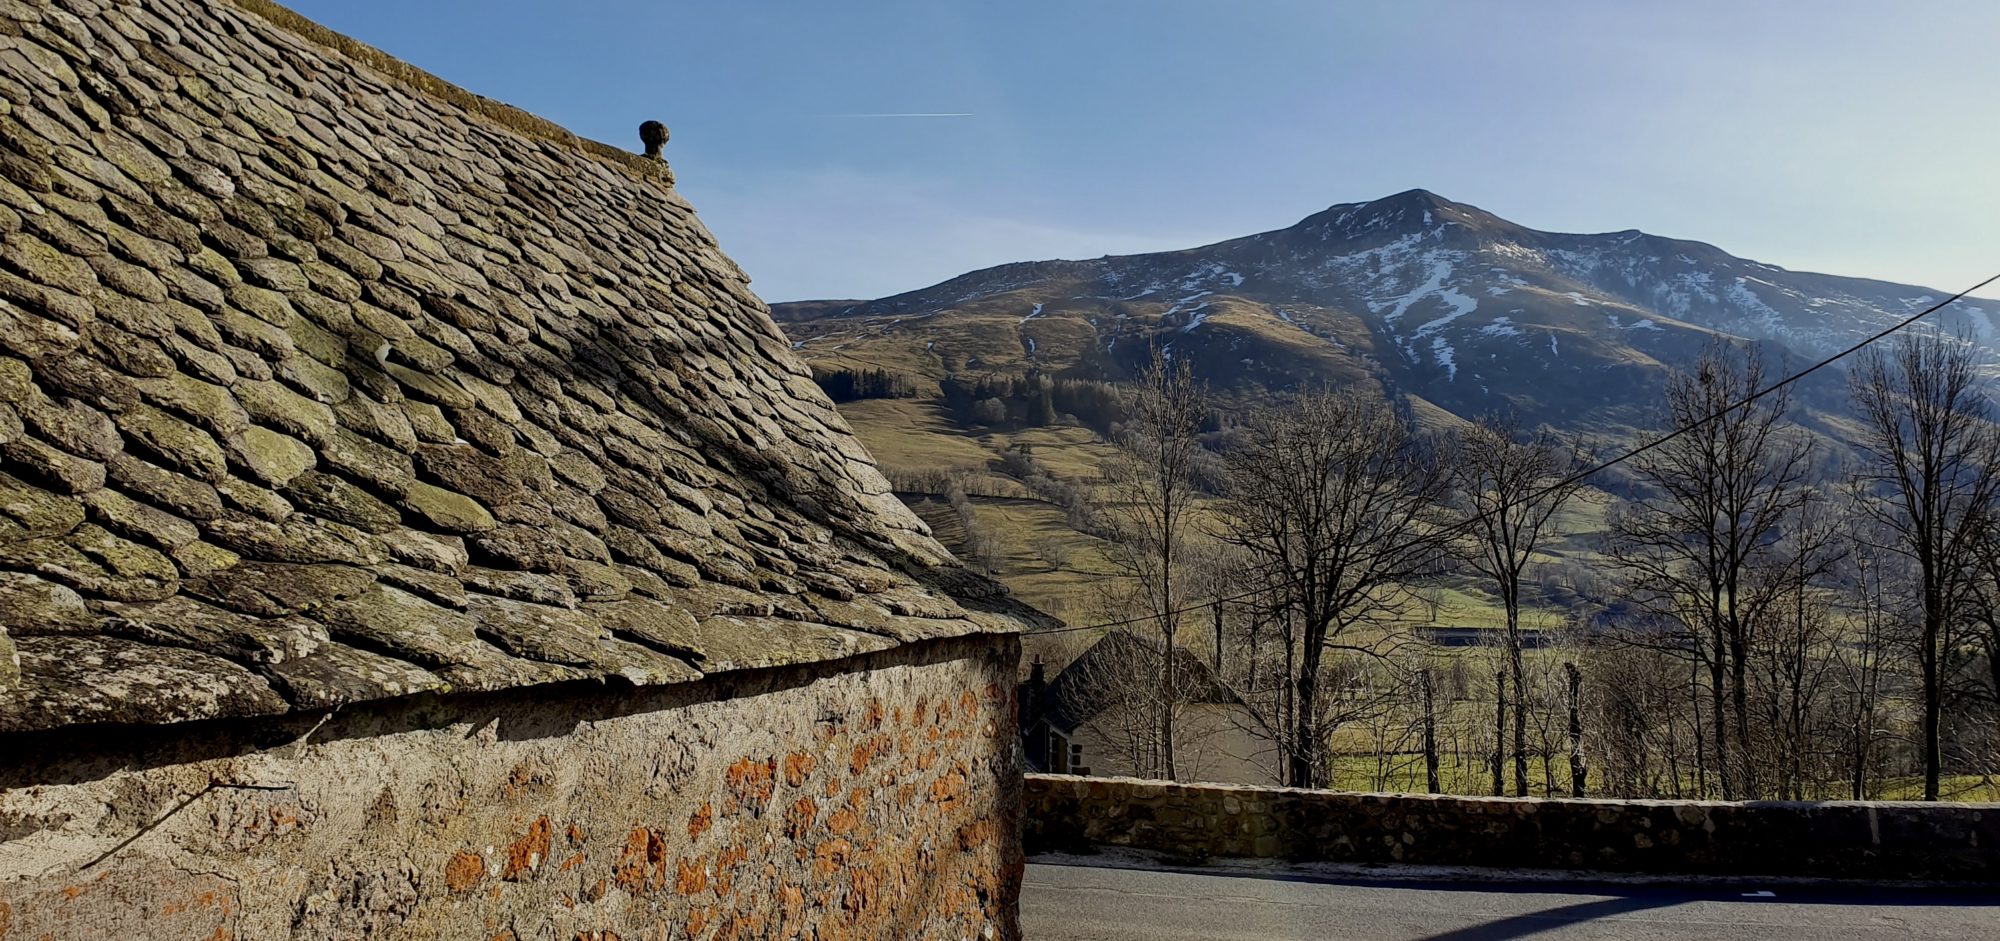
[1709,626,1733,799]
[1421,669,1440,794]
[1692,660,1708,797]
[1987,629,2000,764]
[1565,661,1586,797]
[1730,632,1753,797]
[1212,600,1224,675]
[1292,663,1317,789]
[1159,486,1178,783]
[1161,620,1177,782]
[1508,620,1529,797]
[1922,617,1942,801]
[1851,697,1871,801]
[1492,671,1507,797]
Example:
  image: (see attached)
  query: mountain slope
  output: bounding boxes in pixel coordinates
[776,189,1996,436]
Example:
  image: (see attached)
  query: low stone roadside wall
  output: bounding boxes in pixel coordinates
[1024,773,2000,882]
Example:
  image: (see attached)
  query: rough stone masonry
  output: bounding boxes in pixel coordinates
[5,637,1023,940]
[1025,773,2000,883]
[0,0,1039,936]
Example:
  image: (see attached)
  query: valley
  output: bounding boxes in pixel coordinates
[774,189,1997,633]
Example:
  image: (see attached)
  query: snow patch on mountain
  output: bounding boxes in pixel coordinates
[1181,262,1243,292]
[1374,254,1477,326]
[1652,271,1718,317]
[1432,337,1458,380]
[1412,292,1480,338]
[1725,278,1785,334]
[1164,292,1211,323]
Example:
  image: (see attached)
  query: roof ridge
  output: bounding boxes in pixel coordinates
[224,0,672,185]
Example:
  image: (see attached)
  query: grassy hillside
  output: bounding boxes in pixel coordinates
[826,384,1607,644]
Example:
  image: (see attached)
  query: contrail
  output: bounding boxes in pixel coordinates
[824,112,973,118]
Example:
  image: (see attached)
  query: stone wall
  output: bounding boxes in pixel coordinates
[0,635,1023,940]
[1024,773,2000,882]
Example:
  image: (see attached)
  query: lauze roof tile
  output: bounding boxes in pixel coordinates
[0,0,1035,734]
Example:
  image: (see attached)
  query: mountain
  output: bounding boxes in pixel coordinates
[774,189,1997,436]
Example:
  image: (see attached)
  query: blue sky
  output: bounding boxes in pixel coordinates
[287,1,1997,303]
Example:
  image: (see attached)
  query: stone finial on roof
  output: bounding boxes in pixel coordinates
[639,120,670,159]
[639,120,674,184]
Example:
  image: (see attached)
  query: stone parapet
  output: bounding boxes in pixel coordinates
[1024,773,2000,882]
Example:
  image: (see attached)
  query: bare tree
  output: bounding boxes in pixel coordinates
[1837,541,1897,799]
[1850,330,2000,800]
[1449,412,1592,795]
[1971,541,2000,759]
[1608,342,1817,799]
[1585,638,1697,798]
[1102,346,1208,781]
[1220,389,1450,787]
[1419,667,1441,793]
[1750,498,1847,798]
[1564,661,1586,796]
[1491,669,1507,795]
[1030,537,1073,573]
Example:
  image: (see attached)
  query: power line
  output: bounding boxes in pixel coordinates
[1023,271,2000,637]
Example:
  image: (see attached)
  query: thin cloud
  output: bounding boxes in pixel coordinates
[822,112,974,118]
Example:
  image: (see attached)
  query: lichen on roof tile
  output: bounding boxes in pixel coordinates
[0,0,1040,735]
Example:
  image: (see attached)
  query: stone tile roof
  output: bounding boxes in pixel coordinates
[1031,632,1237,737]
[0,0,1040,733]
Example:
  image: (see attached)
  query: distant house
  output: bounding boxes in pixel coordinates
[1417,625,1553,648]
[0,1,1044,938]
[1021,632,1283,786]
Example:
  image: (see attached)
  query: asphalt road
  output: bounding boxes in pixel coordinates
[1021,860,2000,940]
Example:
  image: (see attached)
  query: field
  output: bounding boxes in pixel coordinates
[834,395,1603,641]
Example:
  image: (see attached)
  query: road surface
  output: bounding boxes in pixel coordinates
[1022,859,1999,940]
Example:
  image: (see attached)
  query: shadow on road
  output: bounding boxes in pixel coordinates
[1413,895,1682,941]
[1030,854,2000,908]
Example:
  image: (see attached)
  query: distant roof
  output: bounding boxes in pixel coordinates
[1032,631,1239,735]
[0,0,1039,734]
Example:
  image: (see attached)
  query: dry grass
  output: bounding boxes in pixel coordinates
[832,372,1611,632]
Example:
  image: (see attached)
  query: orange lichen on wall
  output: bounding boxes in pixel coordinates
[446,853,487,894]
[783,753,815,788]
[502,817,554,881]
[613,828,670,896]
[722,759,776,815]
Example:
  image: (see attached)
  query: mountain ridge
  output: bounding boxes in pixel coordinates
[774,190,1997,436]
